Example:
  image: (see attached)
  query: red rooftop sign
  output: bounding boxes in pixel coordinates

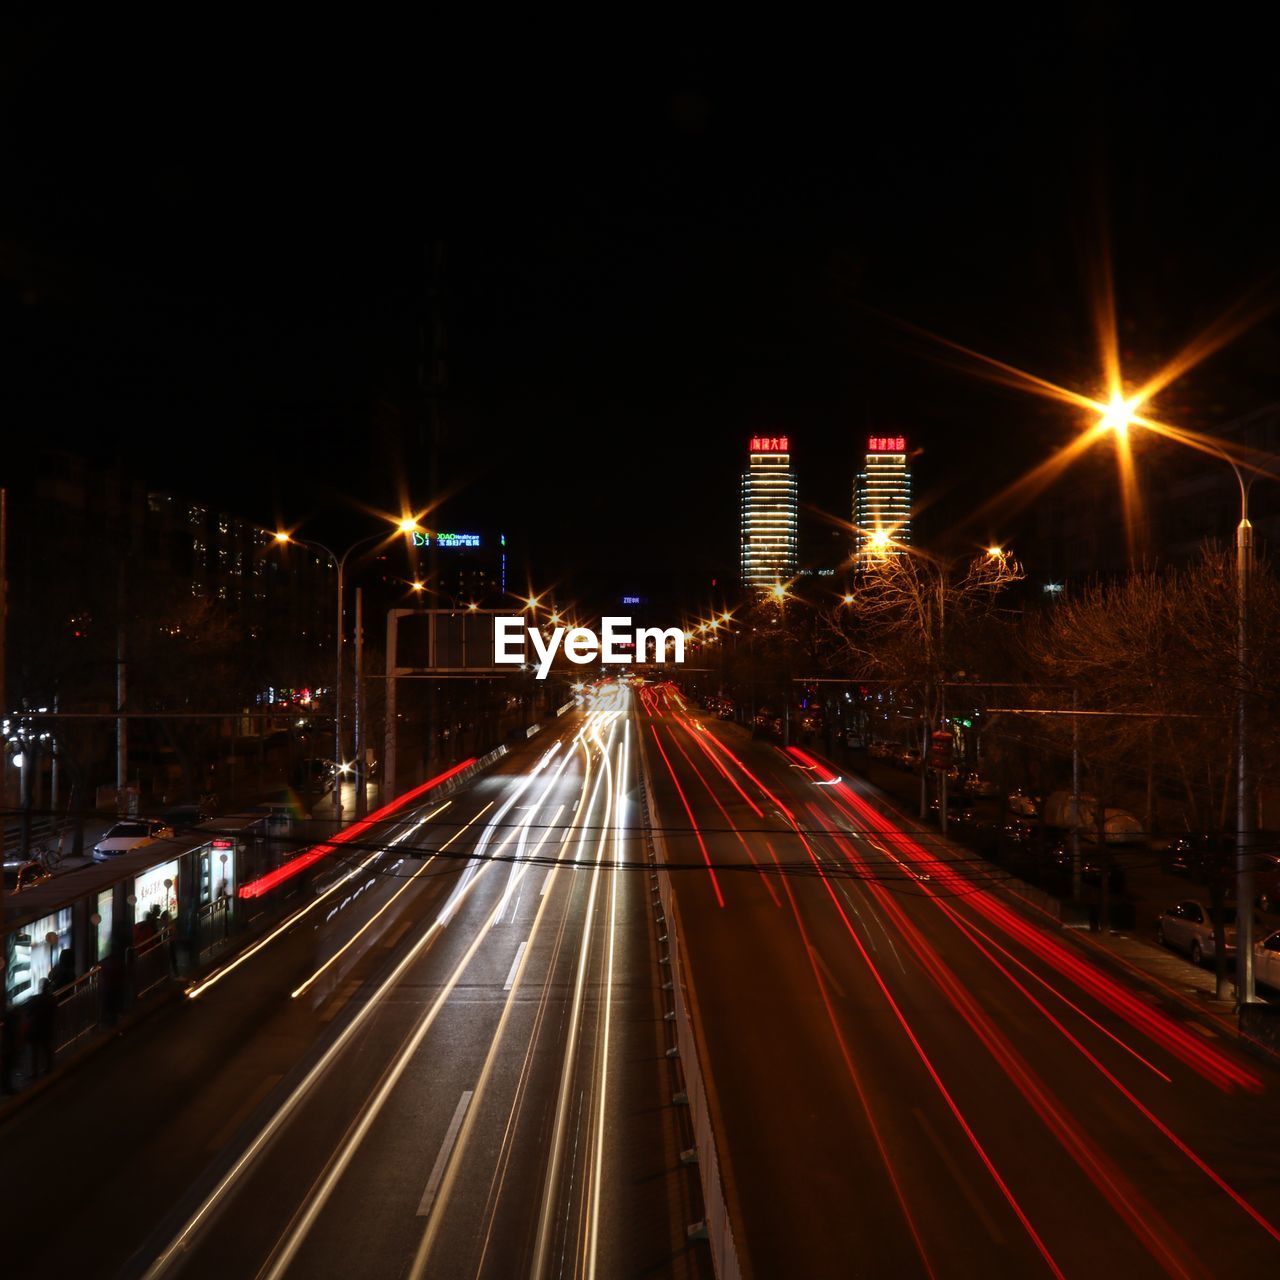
[750,435,790,452]
[868,435,906,452]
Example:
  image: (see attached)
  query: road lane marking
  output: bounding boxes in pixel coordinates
[139,729,597,1280]
[587,713,630,1280]
[318,980,361,1024]
[184,801,453,1000]
[504,941,529,991]
[289,802,496,999]
[416,1092,474,1216]
[530,713,619,1280]
[408,716,614,1278]
[206,1074,284,1153]
[382,920,412,949]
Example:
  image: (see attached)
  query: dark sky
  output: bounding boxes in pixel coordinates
[4,15,1279,597]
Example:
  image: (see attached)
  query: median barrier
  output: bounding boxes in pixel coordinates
[637,733,745,1280]
[1238,1003,1280,1061]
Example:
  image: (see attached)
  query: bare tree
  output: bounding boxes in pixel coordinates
[822,549,1024,815]
[1022,549,1280,995]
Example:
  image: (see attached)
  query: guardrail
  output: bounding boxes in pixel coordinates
[53,966,102,1053]
[637,739,745,1280]
[132,928,176,998]
[196,896,234,959]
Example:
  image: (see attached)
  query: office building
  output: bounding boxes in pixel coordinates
[854,434,912,564]
[740,434,799,588]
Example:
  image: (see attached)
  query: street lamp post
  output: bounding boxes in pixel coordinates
[275,519,418,828]
[1095,409,1259,1004]
[1231,469,1258,1005]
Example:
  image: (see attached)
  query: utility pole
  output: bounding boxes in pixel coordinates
[354,588,366,818]
[49,693,59,817]
[383,608,399,805]
[1071,687,1082,901]
[116,568,128,814]
[1236,503,1257,1003]
[0,488,8,1053]
[424,241,445,773]
[334,556,345,828]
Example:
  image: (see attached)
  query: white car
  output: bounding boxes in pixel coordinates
[92,819,174,862]
[1254,929,1280,990]
[1156,899,1240,965]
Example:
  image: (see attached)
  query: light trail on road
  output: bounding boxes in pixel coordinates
[184,800,453,1000]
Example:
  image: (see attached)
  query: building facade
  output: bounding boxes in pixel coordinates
[740,435,799,589]
[854,434,912,564]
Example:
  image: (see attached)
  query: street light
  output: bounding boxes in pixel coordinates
[274,518,421,827]
[1096,403,1260,1004]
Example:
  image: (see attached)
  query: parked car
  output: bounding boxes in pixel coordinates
[1253,854,1280,913]
[1042,791,1144,845]
[897,746,922,770]
[961,772,1000,798]
[293,757,336,794]
[2,859,52,893]
[1167,834,1232,881]
[1156,899,1242,965]
[1049,842,1126,890]
[1254,928,1280,989]
[1002,818,1036,846]
[1007,789,1040,818]
[91,819,175,863]
[162,802,214,832]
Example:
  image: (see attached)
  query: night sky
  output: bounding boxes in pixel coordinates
[4,16,1279,596]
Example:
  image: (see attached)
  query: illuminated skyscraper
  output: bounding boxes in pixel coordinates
[855,434,911,564]
[740,434,799,588]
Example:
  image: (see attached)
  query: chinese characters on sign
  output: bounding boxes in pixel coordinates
[867,436,907,452]
[750,435,790,452]
[410,532,482,548]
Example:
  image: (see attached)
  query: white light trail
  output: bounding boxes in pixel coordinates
[289,801,496,999]
[530,713,618,1280]
[184,802,452,1001]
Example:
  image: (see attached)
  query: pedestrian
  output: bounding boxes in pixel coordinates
[29,980,57,1077]
[50,947,75,991]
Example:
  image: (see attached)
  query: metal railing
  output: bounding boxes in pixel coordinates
[53,966,102,1053]
[132,927,176,998]
[195,896,234,959]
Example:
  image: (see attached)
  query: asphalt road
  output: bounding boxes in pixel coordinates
[637,683,1280,1279]
[0,687,707,1280]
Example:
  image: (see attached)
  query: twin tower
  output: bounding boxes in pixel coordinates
[739,435,913,589]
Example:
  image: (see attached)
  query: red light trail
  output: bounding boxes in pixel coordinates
[237,758,478,900]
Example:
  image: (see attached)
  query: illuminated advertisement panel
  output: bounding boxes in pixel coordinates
[4,907,73,1005]
[134,860,179,923]
[96,889,114,960]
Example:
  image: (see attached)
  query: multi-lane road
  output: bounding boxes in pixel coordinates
[5,678,1279,1278]
[638,681,1280,1278]
[1,685,706,1280]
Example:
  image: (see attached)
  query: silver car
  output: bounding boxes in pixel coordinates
[92,819,174,862]
[1157,899,1239,965]
[1255,929,1280,990]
